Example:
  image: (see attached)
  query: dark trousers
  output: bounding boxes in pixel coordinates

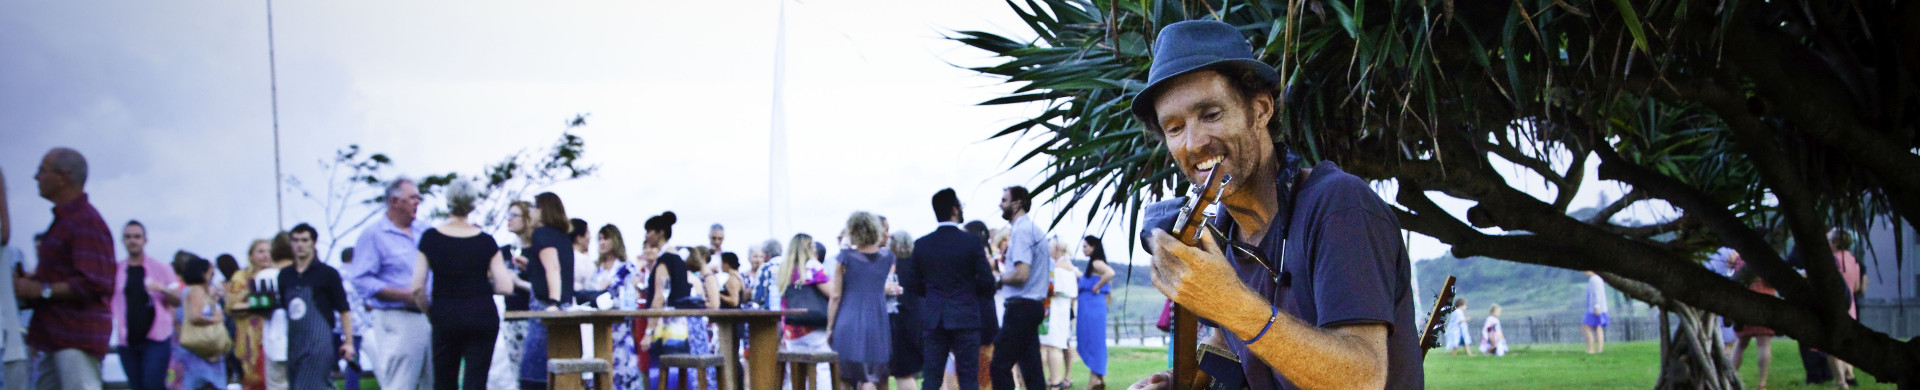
[119,338,171,390]
[990,299,1045,390]
[343,337,363,390]
[433,320,500,390]
[922,327,980,390]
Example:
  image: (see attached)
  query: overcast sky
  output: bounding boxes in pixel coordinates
[1,1,1672,277]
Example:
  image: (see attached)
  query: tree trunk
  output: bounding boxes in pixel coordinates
[1605,274,1743,389]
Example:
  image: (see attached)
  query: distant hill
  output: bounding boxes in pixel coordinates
[1060,249,1651,325]
[1415,253,1645,320]
[1071,258,1166,321]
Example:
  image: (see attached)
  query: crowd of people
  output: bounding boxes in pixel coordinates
[0,146,1120,390]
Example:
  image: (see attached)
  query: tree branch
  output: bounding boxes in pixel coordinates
[1585,190,1647,226]
[1722,4,1920,231]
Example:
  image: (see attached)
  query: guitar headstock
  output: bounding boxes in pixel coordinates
[1418,276,1459,358]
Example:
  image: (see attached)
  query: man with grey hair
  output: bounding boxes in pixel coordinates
[345,177,433,389]
[15,148,114,390]
[708,223,726,256]
[746,238,784,310]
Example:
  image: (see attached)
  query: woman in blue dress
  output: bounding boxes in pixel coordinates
[1075,236,1116,390]
[828,212,895,389]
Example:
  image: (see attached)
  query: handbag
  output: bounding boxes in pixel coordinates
[782,282,830,327]
[180,292,233,360]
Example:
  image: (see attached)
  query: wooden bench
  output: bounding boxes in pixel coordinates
[549,358,612,390]
[656,353,725,389]
[777,351,841,390]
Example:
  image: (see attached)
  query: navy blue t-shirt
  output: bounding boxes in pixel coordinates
[525,226,576,305]
[1144,160,1423,389]
[278,261,350,332]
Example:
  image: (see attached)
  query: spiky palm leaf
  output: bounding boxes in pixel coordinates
[955,0,1920,381]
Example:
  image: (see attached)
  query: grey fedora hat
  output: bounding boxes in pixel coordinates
[1130,20,1281,128]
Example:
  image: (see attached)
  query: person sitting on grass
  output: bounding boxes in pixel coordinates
[1480,304,1507,357]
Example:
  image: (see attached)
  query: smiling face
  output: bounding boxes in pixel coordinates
[1152,70,1277,201]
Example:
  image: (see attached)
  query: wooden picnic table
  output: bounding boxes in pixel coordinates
[505,309,804,390]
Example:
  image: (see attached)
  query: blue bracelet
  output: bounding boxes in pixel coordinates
[1244,304,1279,344]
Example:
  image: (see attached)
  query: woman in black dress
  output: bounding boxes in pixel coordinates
[409,180,515,390]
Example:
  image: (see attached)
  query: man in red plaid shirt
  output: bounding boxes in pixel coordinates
[14,147,115,390]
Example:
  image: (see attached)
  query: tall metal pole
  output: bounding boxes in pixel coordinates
[768,0,792,240]
[267,0,285,230]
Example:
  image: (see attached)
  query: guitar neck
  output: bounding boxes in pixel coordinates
[1169,170,1226,390]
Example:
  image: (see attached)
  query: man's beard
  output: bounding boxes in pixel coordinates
[1001,208,1014,221]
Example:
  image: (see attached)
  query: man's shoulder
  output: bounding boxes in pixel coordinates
[55,202,111,236]
[1012,216,1044,236]
[1298,162,1394,219]
[1300,162,1373,200]
[312,262,344,278]
[917,228,975,247]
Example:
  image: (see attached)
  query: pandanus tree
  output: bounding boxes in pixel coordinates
[952,0,1919,386]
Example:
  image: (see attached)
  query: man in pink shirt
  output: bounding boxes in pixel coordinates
[111,220,181,390]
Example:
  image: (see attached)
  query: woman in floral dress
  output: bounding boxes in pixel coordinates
[224,240,276,390]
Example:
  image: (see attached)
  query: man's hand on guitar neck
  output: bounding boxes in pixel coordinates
[1149,228,1258,318]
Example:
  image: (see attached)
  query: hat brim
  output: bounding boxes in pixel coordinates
[1130,58,1281,129]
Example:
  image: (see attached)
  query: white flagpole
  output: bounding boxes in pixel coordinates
[768,0,793,240]
[267,0,285,230]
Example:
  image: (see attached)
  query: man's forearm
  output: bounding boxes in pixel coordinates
[340,311,355,343]
[374,287,414,304]
[1000,264,1029,287]
[1212,287,1389,389]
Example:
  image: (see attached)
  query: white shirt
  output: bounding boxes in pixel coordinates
[0,246,26,362]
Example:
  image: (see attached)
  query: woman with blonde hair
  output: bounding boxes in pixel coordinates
[776,233,836,389]
[828,212,895,390]
[224,239,276,390]
[1039,238,1081,390]
[490,201,538,390]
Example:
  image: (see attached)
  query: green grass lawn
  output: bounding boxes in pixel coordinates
[1059,340,1893,389]
[340,339,1892,389]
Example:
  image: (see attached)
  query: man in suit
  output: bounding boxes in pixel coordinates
[902,188,997,390]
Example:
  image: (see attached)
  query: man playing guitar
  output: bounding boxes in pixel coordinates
[1131,20,1424,389]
